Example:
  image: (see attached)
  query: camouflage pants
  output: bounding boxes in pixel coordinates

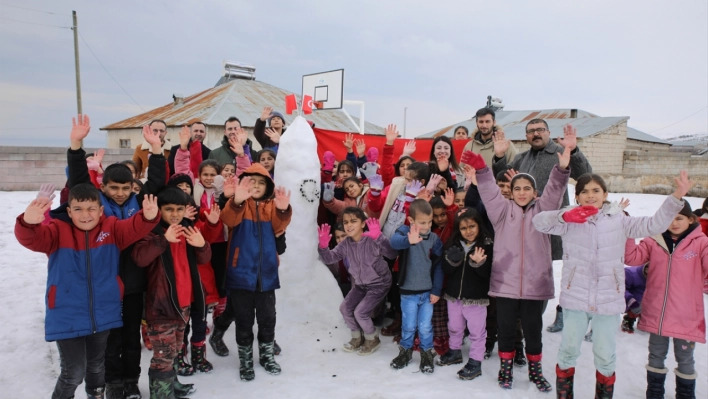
[147,307,190,372]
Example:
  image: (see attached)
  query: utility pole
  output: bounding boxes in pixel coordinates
[403,107,407,138]
[72,10,82,115]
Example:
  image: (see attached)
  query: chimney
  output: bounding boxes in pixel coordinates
[173,93,184,106]
[570,109,578,118]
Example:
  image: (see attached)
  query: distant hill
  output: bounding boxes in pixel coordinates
[664,133,708,144]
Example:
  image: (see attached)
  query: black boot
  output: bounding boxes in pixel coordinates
[645,366,667,399]
[556,365,574,399]
[258,341,282,375]
[547,306,563,333]
[390,345,413,369]
[621,315,636,334]
[514,349,527,367]
[123,378,141,399]
[497,351,514,389]
[675,369,696,399]
[209,326,229,357]
[105,382,123,399]
[436,349,463,366]
[273,340,281,356]
[175,343,194,376]
[595,370,615,399]
[419,348,436,374]
[527,354,552,392]
[238,344,255,381]
[484,348,493,360]
[457,359,482,380]
[191,341,213,373]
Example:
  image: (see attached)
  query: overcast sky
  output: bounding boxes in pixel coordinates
[1,0,706,147]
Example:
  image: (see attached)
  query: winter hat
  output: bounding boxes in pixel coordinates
[168,173,194,194]
[678,199,694,219]
[268,111,285,125]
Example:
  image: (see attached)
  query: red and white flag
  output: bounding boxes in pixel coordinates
[302,95,313,114]
[285,94,297,114]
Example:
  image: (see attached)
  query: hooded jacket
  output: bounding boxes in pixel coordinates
[533,195,684,315]
[208,135,258,165]
[15,210,159,341]
[131,219,211,324]
[220,163,293,292]
[478,164,569,300]
[625,223,708,343]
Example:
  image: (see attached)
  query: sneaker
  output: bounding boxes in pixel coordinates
[358,334,381,356]
[457,359,482,380]
[436,349,463,366]
[390,345,413,369]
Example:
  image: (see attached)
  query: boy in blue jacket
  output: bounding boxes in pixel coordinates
[15,184,160,399]
[389,199,444,374]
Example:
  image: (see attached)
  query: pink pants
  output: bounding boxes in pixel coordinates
[447,299,487,362]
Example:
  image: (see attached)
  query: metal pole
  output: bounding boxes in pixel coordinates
[403,107,407,138]
[72,11,82,115]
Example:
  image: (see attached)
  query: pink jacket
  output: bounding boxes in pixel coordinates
[625,225,708,343]
[477,164,569,300]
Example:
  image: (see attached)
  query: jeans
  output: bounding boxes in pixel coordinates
[557,309,619,377]
[400,292,434,351]
[648,333,696,376]
[52,330,110,399]
[231,289,276,346]
[104,292,143,383]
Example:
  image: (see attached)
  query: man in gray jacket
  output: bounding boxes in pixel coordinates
[492,118,592,332]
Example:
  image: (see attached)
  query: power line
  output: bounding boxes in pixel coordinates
[0,126,70,130]
[650,106,708,133]
[0,17,70,29]
[77,31,145,111]
[0,3,63,15]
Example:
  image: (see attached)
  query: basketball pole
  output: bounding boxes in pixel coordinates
[342,100,365,134]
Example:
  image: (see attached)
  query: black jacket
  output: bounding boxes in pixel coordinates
[442,239,493,302]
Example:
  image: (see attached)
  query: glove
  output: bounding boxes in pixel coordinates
[404,180,424,202]
[317,224,331,248]
[322,182,335,202]
[366,147,379,163]
[36,183,56,201]
[562,205,599,223]
[445,246,465,267]
[460,150,486,170]
[368,174,384,195]
[362,218,381,240]
[212,175,225,197]
[323,151,335,171]
[360,162,379,180]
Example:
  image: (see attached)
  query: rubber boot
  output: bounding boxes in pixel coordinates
[556,364,575,399]
[497,350,514,389]
[105,382,123,399]
[175,343,194,376]
[123,378,141,399]
[209,325,229,357]
[172,359,195,396]
[675,369,696,399]
[191,341,213,373]
[381,312,401,336]
[238,344,255,381]
[595,370,615,399]
[148,369,185,399]
[547,306,563,333]
[258,341,281,375]
[527,353,552,392]
[645,366,667,399]
[273,340,281,356]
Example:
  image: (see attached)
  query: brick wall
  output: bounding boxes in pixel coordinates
[0,146,134,191]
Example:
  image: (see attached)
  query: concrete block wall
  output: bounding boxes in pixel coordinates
[0,147,134,191]
[579,125,627,175]
[623,150,708,177]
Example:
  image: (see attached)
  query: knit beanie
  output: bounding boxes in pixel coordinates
[268,111,285,125]
[168,173,194,194]
[678,199,694,219]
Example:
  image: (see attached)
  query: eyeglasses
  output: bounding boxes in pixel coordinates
[525,128,547,135]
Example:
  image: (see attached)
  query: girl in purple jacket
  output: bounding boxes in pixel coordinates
[460,147,570,392]
[318,207,398,356]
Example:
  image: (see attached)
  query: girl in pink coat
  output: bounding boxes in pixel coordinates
[625,198,708,399]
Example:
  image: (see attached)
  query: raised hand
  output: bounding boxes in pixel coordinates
[143,124,162,153]
[260,106,274,121]
[460,150,486,170]
[223,176,237,198]
[334,177,345,189]
[384,124,399,145]
[23,197,53,224]
[368,175,384,193]
[229,136,245,157]
[492,128,510,158]
[179,125,191,150]
[206,205,221,224]
[183,226,206,248]
[322,182,335,202]
[164,224,184,243]
[436,155,449,172]
[360,162,379,180]
[408,223,422,245]
[442,187,455,207]
[405,180,424,202]
[557,145,571,170]
[426,174,443,194]
[343,133,354,152]
[619,197,630,210]
[317,224,332,248]
[557,124,577,151]
[142,194,159,220]
[402,140,416,157]
[417,188,432,202]
[354,139,366,157]
[504,168,518,183]
[184,205,197,221]
[70,114,91,150]
[463,164,477,187]
[93,149,105,165]
[362,218,381,239]
[323,151,335,171]
[470,246,487,264]
[274,186,291,210]
[265,128,281,144]
[562,205,599,223]
[233,176,254,204]
[37,183,56,201]
[672,170,693,200]
[366,147,379,163]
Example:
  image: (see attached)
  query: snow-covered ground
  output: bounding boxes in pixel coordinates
[1,190,706,399]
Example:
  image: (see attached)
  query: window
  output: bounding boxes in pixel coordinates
[119,139,131,149]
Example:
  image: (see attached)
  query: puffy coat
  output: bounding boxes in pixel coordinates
[624,264,647,313]
[15,211,159,341]
[478,164,569,300]
[220,163,293,292]
[625,224,708,343]
[532,195,684,315]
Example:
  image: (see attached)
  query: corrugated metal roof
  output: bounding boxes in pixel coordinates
[101,79,384,134]
[626,127,670,145]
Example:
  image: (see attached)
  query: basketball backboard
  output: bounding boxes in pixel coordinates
[302,69,344,110]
